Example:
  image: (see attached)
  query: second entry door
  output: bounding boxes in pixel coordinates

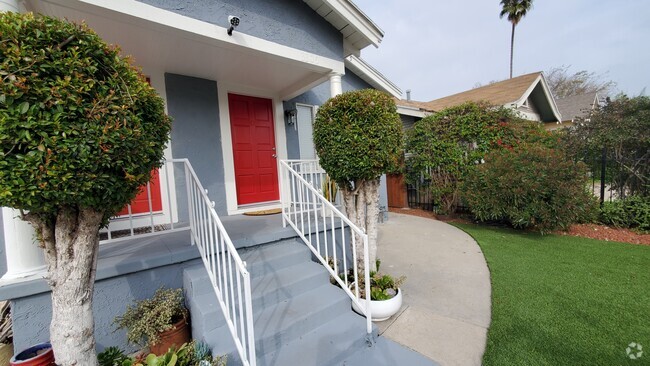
[228,93,279,205]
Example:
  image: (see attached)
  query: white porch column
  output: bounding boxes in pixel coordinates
[2,208,46,279]
[0,0,20,12]
[329,72,343,97]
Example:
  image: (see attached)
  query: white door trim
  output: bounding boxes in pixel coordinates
[218,82,287,215]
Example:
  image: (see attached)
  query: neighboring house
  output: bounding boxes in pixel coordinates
[395,71,562,129]
[554,92,602,130]
[0,1,435,365]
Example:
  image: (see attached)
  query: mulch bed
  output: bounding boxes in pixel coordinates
[388,207,650,246]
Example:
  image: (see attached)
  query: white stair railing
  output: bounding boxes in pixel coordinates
[279,159,372,334]
[180,158,257,366]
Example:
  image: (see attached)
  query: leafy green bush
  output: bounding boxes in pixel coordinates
[600,195,650,232]
[0,12,171,221]
[405,102,550,213]
[461,143,598,233]
[114,288,188,347]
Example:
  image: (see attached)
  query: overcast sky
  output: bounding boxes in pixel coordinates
[353,0,650,101]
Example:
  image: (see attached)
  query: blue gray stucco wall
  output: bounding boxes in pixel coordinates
[11,258,201,353]
[136,0,343,61]
[165,73,227,216]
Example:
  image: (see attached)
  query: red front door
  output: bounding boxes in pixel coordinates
[228,94,279,205]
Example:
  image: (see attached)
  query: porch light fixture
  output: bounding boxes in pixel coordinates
[227,15,240,36]
[285,109,297,125]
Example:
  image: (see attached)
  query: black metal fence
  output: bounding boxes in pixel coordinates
[585,147,648,203]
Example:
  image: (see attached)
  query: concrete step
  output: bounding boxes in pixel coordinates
[186,260,328,336]
[183,239,310,298]
[255,312,371,366]
[206,285,350,362]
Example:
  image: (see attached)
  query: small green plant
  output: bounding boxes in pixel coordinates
[120,342,227,366]
[114,288,189,348]
[98,346,128,366]
[346,259,405,301]
[600,195,650,232]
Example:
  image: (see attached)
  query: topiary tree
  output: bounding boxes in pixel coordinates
[0,12,170,364]
[313,89,402,271]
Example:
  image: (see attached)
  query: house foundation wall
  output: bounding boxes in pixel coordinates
[11,258,201,354]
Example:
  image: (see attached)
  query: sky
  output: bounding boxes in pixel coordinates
[353,0,650,101]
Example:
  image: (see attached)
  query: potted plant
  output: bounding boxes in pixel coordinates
[321,174,338,217]
[348,260,405,321]
[114,288,190,355]
[9,342,55,366]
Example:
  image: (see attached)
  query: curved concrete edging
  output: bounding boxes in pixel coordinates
[375,213,492,366]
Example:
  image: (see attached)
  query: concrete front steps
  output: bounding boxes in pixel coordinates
[183,238,437,366]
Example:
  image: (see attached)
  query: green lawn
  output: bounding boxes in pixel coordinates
[453,224,650,366]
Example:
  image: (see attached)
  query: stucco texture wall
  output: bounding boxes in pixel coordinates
[136,0,342,60]
[165,73,228,216]
[11,259,201,353]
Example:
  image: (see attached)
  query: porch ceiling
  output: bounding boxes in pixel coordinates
[27,0,339,99]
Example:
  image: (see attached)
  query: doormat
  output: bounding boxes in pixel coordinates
[243,208,282,216]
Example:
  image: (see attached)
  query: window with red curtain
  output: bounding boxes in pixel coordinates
[117,76,163,216]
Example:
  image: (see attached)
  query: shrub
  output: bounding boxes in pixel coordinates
[461,143,598,233]
[114,288,188,347]
[599,195,650,232]
[405,102,550,213]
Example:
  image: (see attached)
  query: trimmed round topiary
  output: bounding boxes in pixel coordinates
[0,12,171,222]
[313,89,402,186]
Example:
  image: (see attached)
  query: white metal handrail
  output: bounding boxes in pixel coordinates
[179,158,256,366]
[102,159,256,365]
[279,159,372,334]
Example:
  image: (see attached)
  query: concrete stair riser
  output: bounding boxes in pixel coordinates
[186,261,328,335]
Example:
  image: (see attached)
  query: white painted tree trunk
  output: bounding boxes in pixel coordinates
[339,178,381,276]
[26,207,103,366]
[364,179,380,271]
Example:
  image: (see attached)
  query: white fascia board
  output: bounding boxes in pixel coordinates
[345,55,401,98]
[397,105,428,118]
[323,0,384,48]
[516,73,562,122]
[49,0,344,74]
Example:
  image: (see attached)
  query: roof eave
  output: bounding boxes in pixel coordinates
[345,55,401,98]
[515,73,562,122]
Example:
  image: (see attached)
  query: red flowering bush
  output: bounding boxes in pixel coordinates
[461,143,598,233]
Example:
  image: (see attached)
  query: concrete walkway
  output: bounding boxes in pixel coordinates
[375,213,491,366]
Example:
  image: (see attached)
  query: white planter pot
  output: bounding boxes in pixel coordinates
[351,288,402,322]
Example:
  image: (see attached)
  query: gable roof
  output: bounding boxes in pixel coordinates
[555,92,600,122]
[425,72,541,110]
[420,72,561,122]
[303,0,384,52]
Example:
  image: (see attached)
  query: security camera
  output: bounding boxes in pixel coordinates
[227,15,240,36]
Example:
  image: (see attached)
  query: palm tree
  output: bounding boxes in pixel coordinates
[500,0,533,79]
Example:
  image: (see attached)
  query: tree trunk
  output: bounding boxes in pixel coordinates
[354,182,367,274]
[509,22,515,79]
[27,207,103,366]
[364,179,380,272]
